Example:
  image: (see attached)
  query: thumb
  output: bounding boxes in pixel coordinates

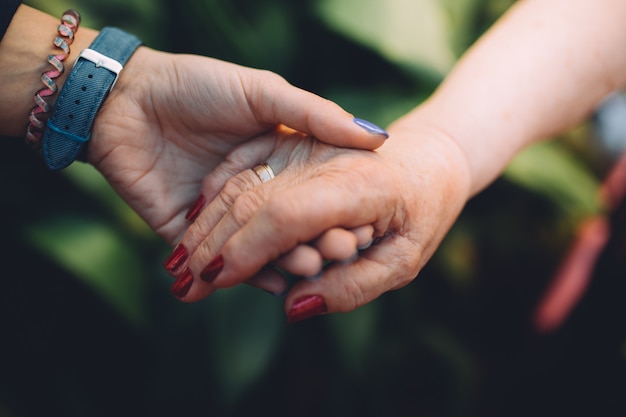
[283,236,421,323]
[247,72,388,150]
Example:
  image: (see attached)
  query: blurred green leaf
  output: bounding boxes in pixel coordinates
[185,0,296,70]
[26,0,163,49]
[21,214,147,327]
[205,286,284,405]
[0,402,15,417]
[328,301,380,373]
[325,86,426,128]
[316,0,457,80]
[416,324,477,417]
[24,0,75,16]
[435,223,478,288]
[440,0,483,54]
[503,141,601,217]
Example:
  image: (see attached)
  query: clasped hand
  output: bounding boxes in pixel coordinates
[168,117,472,322]
[89,46,472,322]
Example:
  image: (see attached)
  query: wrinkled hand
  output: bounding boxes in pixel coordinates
[88,47,386,245]
[173,119,473,322]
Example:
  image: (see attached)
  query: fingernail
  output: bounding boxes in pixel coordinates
[338,250,359,265]
[170,268,193,298]
[163,244,188,273]
[304,270,323,282]
[287,295,327,324]
[358,238,374,251]
[185,194,206,222]
[353,118,389,138]
[200,254,224,284]
[263,288,288,298]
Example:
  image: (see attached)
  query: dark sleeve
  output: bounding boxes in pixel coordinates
[0,0,22,41]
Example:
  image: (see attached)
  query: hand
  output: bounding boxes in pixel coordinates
[88,47,387,245]
[172,119,473,322]
[165,126,378,297]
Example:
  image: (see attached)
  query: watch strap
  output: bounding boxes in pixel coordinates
[42,27,141,170]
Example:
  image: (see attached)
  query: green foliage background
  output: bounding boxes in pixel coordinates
[1,1,624,416]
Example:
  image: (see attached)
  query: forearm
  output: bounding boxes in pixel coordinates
[0,5,96,138]
[393,0,626,196]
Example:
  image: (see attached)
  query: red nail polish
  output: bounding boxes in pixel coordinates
[185,194,206,222]
[170,268,193,298]
[287,295,327,324]
[163,244,188,273]
[200,254,224,284]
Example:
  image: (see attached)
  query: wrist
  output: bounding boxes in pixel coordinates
[386,110,474,200]
[98,45,152,104]
[42,27,142,170]
[391,99,519,197]
[86,45,153,165]
[0,5,97,138]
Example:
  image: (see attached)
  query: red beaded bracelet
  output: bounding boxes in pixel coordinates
[25,9,81,150]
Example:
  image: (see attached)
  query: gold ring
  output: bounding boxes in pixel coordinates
[252,162,275,183]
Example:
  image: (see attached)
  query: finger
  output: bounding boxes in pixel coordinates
[245,265,289,297]
[184,186,371,283]
[178,130,307,234]
[185,170,387,298]
[274,227,364,279]
[194,134,288,206]
[313,225,375,260]
[245,71,388,149]
[164,138,285,289]
[167,163,278,301]
[283,236,421,323]
[352,225,375,250]
[162,168,262,277]
[272,225,374,280]
[273,244,324,279]
[169,267,217,301]
[312,228,358,263]
[165,133,295,276]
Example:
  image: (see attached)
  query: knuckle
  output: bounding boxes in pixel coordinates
[230,189,265,228]
[389,241,424,289]
[251,70,287,101]
[337,278,368,313]
[261,196,298,230]
[218,174,254,209]
[259,69,287,85]
[190,241,214,270]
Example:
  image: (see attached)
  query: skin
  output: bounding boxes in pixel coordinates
[177,124,470,308]
[0,5,386,285]
[174,0,626,321]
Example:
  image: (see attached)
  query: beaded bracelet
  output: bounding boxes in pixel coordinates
[24,9,81,150]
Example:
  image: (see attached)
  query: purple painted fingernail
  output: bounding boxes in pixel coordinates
[353,118,389,138]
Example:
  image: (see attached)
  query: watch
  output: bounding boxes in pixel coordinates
[42,27,141,170]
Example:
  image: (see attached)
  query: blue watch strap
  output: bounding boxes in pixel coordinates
[42,27,141,170]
